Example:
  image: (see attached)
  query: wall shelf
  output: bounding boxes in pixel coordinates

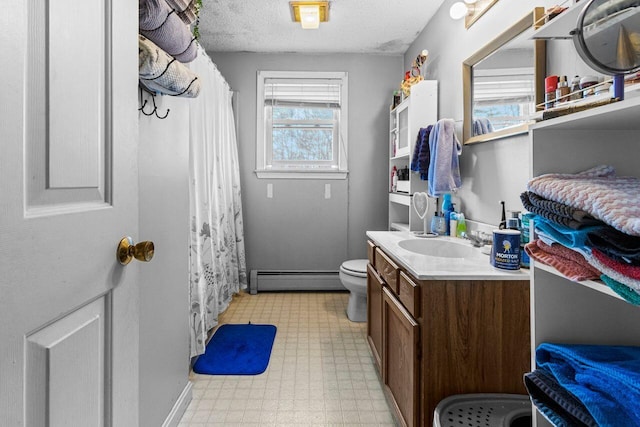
[534,262,623,302]
[531,96,640,131]
[389,222,410,232]
[531,2,583,40]
[389,192,411,206]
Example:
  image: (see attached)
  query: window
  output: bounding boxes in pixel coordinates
[256,71,348,179]
[472,67,535,134]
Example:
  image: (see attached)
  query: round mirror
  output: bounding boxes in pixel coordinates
[572,0,640,75]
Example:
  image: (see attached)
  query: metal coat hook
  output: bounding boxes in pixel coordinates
[138,85,170,119]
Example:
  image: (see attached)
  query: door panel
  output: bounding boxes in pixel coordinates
[0,0,139,424]
[383,287,420,427]
[26,297,106,427]
[26,0,109,209]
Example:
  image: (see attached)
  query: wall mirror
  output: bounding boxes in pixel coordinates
[463,7,546,145]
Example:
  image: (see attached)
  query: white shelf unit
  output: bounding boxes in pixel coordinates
[529,96,640,427]
[531,1,583,40]
[388,80,438,231]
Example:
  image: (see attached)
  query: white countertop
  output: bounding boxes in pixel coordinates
[366,231,530,281]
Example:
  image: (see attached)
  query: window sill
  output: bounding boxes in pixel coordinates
[255,170,348,180]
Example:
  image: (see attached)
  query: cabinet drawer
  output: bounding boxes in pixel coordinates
[367,240,376,267]
[399,271,420,318]
[375,248,400,294]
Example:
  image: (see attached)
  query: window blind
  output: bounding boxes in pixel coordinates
[264,78,341,108]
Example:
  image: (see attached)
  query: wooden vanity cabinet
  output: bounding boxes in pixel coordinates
[366,241,530,427]
[367,263,384,371]
[383,286,420,427]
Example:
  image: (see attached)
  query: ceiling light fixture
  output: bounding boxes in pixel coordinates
[290,1,329,29]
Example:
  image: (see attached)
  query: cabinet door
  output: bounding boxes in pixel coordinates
[383,287,420,427]
[396,104,410,156]
[367,264,384,372]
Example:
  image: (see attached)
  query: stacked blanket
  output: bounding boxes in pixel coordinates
[139,0,197,63]
[139,35,200,97]
[522,166,640,305]
[525,343,640,427]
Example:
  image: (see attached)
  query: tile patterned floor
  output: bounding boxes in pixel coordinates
[178,291,397,426]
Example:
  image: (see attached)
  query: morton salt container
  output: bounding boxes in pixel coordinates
[491,229,521,270]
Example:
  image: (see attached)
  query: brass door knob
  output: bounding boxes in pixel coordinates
[117,236,155,265]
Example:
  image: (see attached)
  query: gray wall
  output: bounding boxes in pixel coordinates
[138,95,191,427]
[208,52,401,272]
[404,0,563,225]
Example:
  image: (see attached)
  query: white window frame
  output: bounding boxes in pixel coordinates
[256,71,348,179]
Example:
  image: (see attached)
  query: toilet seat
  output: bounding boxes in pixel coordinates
[340,259,368,278]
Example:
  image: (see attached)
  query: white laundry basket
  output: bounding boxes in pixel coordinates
[433,394,532,427]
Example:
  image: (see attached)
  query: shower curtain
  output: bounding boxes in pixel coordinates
[188,45,247,357]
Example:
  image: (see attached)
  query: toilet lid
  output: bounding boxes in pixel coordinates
[341,259,368,276]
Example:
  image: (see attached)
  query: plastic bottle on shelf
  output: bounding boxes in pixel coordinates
[555,76,569,105]
[449,211,458,238]
[391,166,398,192]
[456,212,467,237]
[442,194,453,236]
[569,75,582,101]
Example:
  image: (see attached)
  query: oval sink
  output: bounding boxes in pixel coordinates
[397,239,475,258]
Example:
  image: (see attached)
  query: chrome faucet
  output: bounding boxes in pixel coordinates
[464,230,492,247]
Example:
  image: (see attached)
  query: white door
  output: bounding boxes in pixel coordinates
[0,0,140,425]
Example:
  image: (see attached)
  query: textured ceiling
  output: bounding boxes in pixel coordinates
[198,0,446,54]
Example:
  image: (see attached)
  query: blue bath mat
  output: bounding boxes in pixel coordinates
[193,323,277,375]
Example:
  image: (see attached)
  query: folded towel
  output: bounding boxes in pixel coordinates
[521,192,601,230]
[138,35,200,98]
[587,227,640,265]
[410,126,432,180]
[522,191,598,223]
[427,119,462,197]
[593,248,640,280]
[527,165,640,237]
[536,343,640,427]
[588,252,640,292]
[600,274,640,305]
[139,0,197,63]
[534,216,606,259]
[524,369,598,427]
[525,240,601,281]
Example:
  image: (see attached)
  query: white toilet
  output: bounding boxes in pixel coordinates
[339,259,368,322]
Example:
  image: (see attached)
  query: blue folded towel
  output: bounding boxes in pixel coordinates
[534,216,607,259]
[536,343,640,427]
[427,119,462,197]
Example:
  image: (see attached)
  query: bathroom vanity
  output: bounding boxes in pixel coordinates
[366,232,530,427]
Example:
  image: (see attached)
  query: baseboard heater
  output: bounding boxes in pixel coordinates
[249,270,344,295]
